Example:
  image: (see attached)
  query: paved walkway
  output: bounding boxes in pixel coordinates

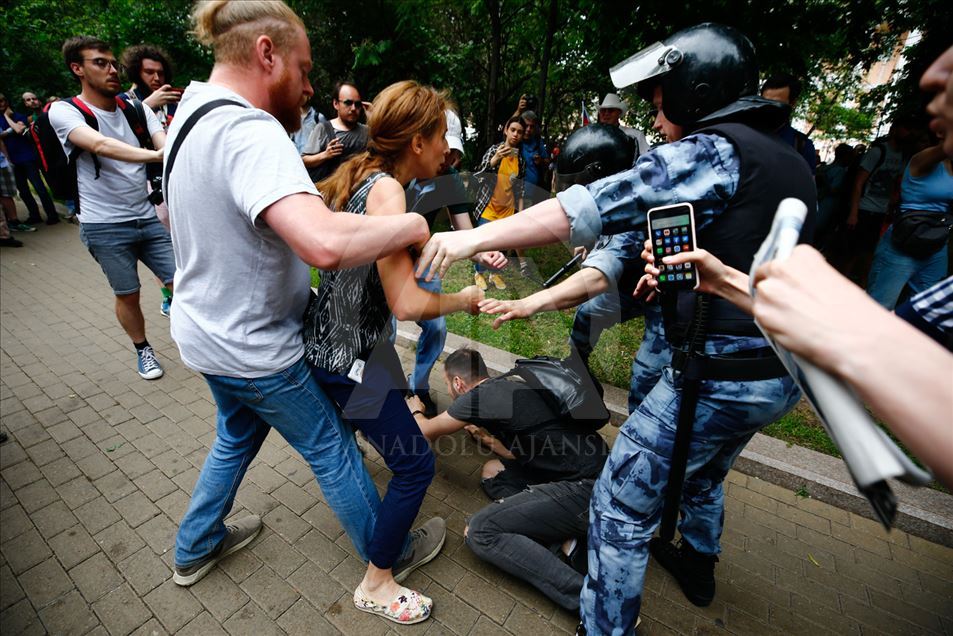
[1,213,951,636]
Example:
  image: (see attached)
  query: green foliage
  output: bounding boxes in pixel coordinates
[2,0,939,151]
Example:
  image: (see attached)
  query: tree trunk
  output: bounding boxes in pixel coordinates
[537,0,558,133]
[485,0,502,145]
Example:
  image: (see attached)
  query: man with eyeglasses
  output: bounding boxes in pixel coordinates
[48,36,173,381]
[301,80,368,182]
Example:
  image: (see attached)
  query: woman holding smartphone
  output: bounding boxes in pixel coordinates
[302,80,483,625]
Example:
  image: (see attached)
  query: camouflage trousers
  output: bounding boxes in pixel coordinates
[579,366,800,634]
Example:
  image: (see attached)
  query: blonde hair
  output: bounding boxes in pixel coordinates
[319,81,448,211]
[191,0,304,65]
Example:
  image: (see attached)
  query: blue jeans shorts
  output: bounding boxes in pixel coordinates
[79,217,176,295]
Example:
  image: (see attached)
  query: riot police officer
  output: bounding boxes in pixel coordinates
[417,23,817,634]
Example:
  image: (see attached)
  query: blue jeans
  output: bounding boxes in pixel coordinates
[569,287,645,365]
[312,342,434,568]
[627,303,670,413]
[409,274,446,394]
[174,356,381,567]
[580,365,800,634]
[866,226,949,310]
[79,217,176,295]
[474,217,502,274]
[12,160,58,222]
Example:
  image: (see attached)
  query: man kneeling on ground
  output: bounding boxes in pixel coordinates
[409,348,608,611]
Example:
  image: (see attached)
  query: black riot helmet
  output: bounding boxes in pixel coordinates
[610,23,786,129]
[555,124,635,191]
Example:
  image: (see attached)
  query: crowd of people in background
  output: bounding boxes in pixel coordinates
[0,1,951,633]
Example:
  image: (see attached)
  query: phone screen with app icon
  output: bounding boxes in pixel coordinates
[646,203,700,291]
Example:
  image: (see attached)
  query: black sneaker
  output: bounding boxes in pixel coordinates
[649,537,718,606]
[414,391,438,418]
[0,237,23,248]
[392,517,446,582]
[173,515,262,586]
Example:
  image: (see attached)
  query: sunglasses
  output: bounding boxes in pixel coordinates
[338,99,363,109]
[84,57,121,71]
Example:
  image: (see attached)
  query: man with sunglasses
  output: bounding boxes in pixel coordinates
[301,80,368,182]
[48,36,172,381]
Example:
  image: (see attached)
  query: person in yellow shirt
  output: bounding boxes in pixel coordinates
[472,116,526,289]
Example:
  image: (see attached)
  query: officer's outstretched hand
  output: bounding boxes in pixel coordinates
[479,297,533,329]
[416,230,480,281]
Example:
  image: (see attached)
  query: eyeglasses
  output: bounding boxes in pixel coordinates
[84,57,121,71]
[338,99,363,109]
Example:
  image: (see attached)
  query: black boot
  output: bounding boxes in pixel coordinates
[414,390,438,418]
[649,537,718,606]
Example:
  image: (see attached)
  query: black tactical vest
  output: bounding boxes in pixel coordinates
[664,122,817,343]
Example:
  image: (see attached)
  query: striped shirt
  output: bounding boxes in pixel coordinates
[896,276,953,351]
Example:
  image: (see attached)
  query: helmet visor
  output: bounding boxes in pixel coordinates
[554,163,605,192]
[609,41,680,89]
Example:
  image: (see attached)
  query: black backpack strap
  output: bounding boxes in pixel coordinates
[163,99,246,192]
[65,97,103,180]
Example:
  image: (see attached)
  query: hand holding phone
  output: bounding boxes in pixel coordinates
[646,203,700,291]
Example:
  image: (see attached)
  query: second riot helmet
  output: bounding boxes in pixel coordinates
[555,123,635,191]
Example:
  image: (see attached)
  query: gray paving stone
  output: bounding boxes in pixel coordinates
[248,533,306,578]
[71,551,124,602]
[143,579,202,632]
[114,491,161,528]
[222,601,287,636]
[92,583,153,636]
[93,469,137,503]
[20,557,73,608]
[219,549,263,584]
[49,524,100,570]
[14,477,59,514]
[114,451,157,480]
[0,563,26,611]
[39,455,83,487]
[2,527,53,574]
[133,469,178,502]
[286,560,347,613]
[56,475,101,510]
[37,589,100,636]
[455,573,516,625]
[129,617,169,636]
[4,460,43,490]
[262,504,311,544]
[0,597,45,636]
[272,482,317,516]
[294,529,349,574]
[135,514,177,555]
[189,567,250,622]
[46,420,83,444]
[178,611,230,636]
[154,489,189,522]
[0,504,33,543]
[13,423,52,449]
[277,598,339,635]
[239,564,299,619]
[61,436,100,462]
[75,495,122,535]
[119,547,170,596]
[152,449,190,479]
[97,519,148,564]
[0,440,30,469]
[76,451,119,481]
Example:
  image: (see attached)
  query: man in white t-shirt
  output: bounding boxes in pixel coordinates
[49,36,172,381]
[598,93,649,159]
[166,1,440,602]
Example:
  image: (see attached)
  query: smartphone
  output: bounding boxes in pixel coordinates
[646,202,700,291]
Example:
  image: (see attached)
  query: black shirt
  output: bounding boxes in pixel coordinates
[447,377,609,482]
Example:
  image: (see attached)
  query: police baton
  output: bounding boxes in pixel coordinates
[750,199,932,529]
[543,254,583,288]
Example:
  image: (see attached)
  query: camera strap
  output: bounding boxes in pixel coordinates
[163,99,246,193]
